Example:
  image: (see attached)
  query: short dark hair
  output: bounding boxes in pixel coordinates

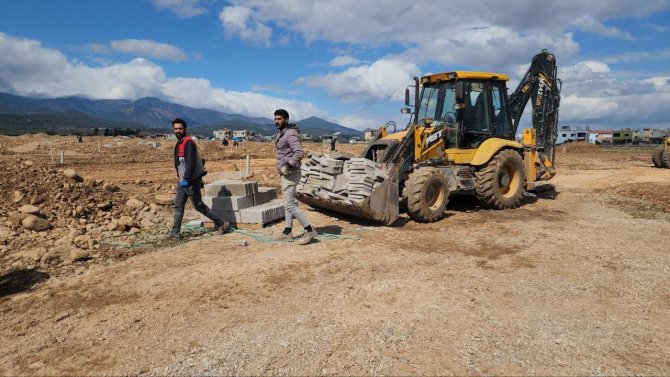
[274,109,289,120]
[172,118,187,128]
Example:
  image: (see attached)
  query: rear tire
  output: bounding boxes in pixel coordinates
[474,149,526,209]
[652,148,663,168]
[662,149,670,169]
[402,168,449,222]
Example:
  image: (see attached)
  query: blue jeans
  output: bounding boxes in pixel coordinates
[170,180,222,235]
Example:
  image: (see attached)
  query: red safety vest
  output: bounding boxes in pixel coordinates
[177,136,193,157]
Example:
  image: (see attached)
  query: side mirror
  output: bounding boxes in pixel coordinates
[455,81,465,104]
[404,87,410,106]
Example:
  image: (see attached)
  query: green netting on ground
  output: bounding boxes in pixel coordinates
[229,228,362,243]
[100,223,366,249]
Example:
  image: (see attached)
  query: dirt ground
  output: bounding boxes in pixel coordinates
[1,136,669,375]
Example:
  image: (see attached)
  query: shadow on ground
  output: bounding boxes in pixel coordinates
[523,184,560,204]
[315,225,344,235]
[0,269,50,298]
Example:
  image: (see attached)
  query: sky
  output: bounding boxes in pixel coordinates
[1,0,669,131]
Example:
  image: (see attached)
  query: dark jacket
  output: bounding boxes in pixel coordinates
[174,137,205,181]
[275,124,304,170]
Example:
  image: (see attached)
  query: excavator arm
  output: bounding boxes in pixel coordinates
[508,49,561,179]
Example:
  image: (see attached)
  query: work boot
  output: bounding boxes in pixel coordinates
[272,232,293,241]
[164,233,180,241]
[215,221,230,234]
[296,230,318,245]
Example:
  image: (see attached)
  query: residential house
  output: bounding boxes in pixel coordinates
[364,128,376,142]
[642,128,670,143]
[160,133,177,140]
[213,128,232,140]
[590,130,613,144]
[556,125,589,144]
[233,129,251,139]
[612,128,641,144]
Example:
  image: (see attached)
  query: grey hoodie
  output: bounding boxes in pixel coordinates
[275,124,304,170]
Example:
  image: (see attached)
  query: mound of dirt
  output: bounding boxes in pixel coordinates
[601,182,670,214]
[0,158,172,274]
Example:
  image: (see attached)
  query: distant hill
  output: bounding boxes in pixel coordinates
[295,116,360,136]
[0,92,361,137]
[0,111,148,135]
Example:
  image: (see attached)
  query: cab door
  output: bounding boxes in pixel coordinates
[460,81,492,148]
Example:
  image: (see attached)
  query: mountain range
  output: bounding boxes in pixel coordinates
[0,92,361,137]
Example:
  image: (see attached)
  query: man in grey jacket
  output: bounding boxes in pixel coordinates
[273,109,317,245]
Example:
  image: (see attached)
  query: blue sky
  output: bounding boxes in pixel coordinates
[1,0,669,130]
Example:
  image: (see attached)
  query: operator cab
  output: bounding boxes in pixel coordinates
[416,72,514,149]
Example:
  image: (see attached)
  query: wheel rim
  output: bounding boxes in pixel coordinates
[425,180,445,211]
[498,163,520,198]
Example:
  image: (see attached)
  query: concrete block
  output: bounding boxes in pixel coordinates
[214,210,242,224]
[254,187,278,206]
[204,195,255,211]
[240,200,285,224]
[204,179,258,197]
[315,166,343,175]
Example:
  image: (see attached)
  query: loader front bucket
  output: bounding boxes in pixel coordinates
[296,156,400,225]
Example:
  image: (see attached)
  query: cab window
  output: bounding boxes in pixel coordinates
[461,81,490,148]
[491,82,512,137]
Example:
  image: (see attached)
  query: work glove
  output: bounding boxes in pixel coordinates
[179,179,190,187]
[280,165,290,176]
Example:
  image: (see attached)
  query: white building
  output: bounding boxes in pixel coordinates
[213,128,232,140]
[556,125,589,144]
[642,128,670,143]
[160,133,177,140]
[364,128,376,142]
[233,129,251,139]
[590,130,613,144]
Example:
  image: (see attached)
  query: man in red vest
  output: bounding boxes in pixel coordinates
[168,118,228,240]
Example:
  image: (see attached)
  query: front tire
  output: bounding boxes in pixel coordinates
[403,168,449,222]
[474,149,526,209]
[662,149,670,169]
[652,148,663,168]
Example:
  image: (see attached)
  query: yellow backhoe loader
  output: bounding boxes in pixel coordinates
[651,137,670,168]
[297,50,561,224]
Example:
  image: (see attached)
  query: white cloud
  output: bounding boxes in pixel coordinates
[250,84,299,95]
[109,39,188,62]
[296,58,419,103]
[329,55,361,67]
[160,78,322,120]
[84,43,110,54]
[561,94,620,121]
[334,113,398,131]
[559,60,611,81]
[645,22,670,33]
[229,0,664,45]
[151,0,206,18]
[643,76,670,88]
[0,33,321,120]
[559,73,670,126]
[569,15,633,40]
[219,6,272,47]
[599,48,670,64]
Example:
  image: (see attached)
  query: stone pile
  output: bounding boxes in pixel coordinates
[298,153,387,204]
[0,160,172,272]
[203,179,284,226]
